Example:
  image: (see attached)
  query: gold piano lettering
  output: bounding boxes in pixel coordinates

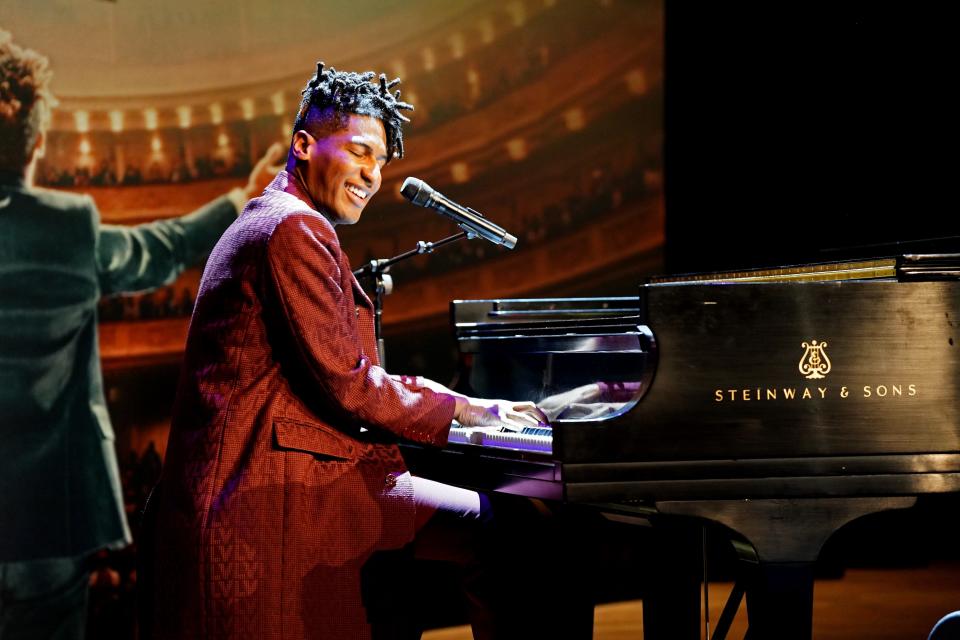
[863,384,918,398]
[713,383,917,403]
[713,383,918,402]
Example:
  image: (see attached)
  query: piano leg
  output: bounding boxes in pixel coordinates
[642,517,702,640]
[656,496,917,640]
[743,562,814,640]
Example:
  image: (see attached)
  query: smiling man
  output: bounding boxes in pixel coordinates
[287,101,387,225]
[149,63,546,640]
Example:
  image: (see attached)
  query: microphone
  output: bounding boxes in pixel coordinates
[400,177,517,249]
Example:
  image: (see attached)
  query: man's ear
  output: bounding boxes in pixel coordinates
[290,130,313,162]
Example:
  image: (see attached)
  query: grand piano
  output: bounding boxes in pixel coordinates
[402,253,960,639]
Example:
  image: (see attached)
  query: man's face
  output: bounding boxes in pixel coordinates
[298,113,388,225]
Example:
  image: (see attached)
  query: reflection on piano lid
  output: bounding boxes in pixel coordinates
[451,297,655,427]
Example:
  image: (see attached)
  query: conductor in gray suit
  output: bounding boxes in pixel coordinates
[0,30,280,638]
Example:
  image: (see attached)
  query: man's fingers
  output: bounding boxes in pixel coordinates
[251,143,285,182]
[497,416,527,432]
[262,141,285,164]
[459,398,551,430]
[503,409,547,430]
[511,403,550,426]
[509,411,539,426]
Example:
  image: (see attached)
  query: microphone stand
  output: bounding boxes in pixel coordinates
[352,231,471,367]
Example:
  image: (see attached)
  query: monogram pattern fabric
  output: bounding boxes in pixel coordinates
[151,173,456,639]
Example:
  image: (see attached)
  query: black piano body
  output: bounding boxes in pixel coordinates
[402,254,960,639]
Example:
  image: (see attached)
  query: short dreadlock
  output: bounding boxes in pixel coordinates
[293,61,414,161]
[0,30,57,173]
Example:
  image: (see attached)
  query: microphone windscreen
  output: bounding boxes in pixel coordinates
[400,177,431,206]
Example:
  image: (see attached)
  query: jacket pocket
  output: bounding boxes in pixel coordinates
[273,419,358,461]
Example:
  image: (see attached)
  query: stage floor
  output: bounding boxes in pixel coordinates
[423,561,960,639]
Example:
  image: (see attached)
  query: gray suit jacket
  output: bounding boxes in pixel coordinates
[0,173,237,562]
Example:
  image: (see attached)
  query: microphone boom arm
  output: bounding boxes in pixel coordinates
[352,231,469,368]
[351,231,469,279]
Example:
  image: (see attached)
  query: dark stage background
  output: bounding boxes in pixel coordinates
[665,2,958,274]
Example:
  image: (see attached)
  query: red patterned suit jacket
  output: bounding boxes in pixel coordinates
[151,172,456,639]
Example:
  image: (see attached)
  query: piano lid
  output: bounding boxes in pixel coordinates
[648,253,960,286]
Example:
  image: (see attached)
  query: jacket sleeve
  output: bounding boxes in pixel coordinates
[266,215,455,447]
[96,194,238,295]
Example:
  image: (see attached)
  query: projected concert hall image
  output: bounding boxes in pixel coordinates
[1,1,958,638]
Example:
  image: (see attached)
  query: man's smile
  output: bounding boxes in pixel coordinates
[345,183,368,203]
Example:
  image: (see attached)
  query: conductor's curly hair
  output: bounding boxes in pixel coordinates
[294,61,414,161]
[0,30,56,173]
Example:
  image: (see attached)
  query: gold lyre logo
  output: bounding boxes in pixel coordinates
[799,339,832,379]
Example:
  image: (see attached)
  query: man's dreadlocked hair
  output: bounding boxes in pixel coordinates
[293,61,414,161]
[0,30,56,173]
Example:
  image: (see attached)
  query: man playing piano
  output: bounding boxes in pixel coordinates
[148,62,551,639]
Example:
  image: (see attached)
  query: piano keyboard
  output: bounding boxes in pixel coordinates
[448,423,553,454]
